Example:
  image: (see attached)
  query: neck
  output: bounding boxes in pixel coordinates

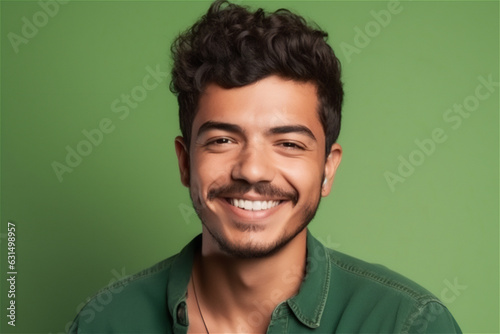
[194,228,307,333]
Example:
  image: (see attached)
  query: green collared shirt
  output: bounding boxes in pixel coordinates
[69,232,461,333]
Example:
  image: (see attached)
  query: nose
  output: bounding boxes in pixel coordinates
[231,145,275,184]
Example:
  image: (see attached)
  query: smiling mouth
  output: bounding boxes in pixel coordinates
[226,198,282,211]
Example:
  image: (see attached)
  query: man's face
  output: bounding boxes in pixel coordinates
[175,75,342,258]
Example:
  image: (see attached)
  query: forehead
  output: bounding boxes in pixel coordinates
[193,75,323,138]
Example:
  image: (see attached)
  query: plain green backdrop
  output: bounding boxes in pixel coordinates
[1,0,498,333]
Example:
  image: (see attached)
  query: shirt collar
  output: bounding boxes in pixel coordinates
[166,231,331,329]
[166,234,200,325]
[286,230,331,328]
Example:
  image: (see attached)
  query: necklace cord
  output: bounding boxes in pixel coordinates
[192,270,210,334]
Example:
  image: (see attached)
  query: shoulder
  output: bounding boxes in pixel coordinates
[68,255,176,333]
[69,235,200,333]
[326,247,436,301]
[323,247,461,333]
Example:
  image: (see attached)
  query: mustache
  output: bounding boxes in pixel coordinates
[207,181,298,205]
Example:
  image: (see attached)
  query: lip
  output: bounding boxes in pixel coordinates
[217,197,287,221]
[218,191,287,202]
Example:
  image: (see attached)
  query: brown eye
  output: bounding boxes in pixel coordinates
[280,142,304,150]
[207,137,233,146]
[214,138,231,144]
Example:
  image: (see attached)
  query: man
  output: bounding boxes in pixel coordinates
[70,1,462,333]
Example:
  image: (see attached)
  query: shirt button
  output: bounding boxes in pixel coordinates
[177,302,187,326]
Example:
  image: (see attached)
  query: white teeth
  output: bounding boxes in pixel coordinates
[229,199,280,211]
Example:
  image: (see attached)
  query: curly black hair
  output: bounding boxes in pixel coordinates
[170,0,343,156]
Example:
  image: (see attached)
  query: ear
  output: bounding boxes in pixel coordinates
[321,143,342,197]
[175,136,190,187]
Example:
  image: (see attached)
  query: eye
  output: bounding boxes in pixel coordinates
[207,137,234,145]
[278,141,305,150]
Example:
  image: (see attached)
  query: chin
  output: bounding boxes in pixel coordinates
[203,220,309,259]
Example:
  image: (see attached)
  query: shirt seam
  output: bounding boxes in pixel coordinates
[79,257,174,312]
[327,250,440,304]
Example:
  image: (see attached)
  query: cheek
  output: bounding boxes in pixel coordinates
[280,158,324,188]
[190,154,232,194]
[280,167,323,208]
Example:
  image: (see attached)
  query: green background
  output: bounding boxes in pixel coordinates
[1,0,498,333]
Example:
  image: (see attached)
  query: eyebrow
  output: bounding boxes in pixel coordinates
[268,125,317,141]
[196,121,316,142]
[196,121,244,138]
